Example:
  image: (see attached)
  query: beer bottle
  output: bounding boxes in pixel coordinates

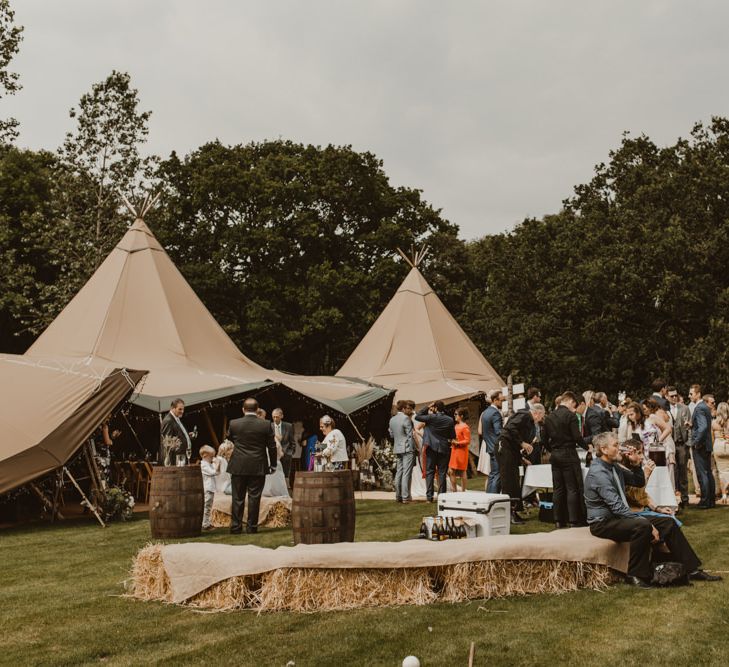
[439,517,448,540]
[419,518,428,539]
[430,518,440,541]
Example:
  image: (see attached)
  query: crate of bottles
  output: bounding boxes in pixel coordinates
[419,515,475,541]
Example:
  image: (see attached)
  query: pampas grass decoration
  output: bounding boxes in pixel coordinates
[354,438,375,466]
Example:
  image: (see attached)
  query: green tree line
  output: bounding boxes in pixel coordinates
[1,6,728,399]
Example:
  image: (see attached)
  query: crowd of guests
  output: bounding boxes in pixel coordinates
[472,379,722,586]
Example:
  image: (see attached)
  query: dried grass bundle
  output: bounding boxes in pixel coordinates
[354,437,375,466]
[435,559,616,603]
[210,507,231,528]
[126,542,172,602]
[256,567,437,613]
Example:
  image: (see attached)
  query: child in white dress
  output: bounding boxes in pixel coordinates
[199,445,218,530]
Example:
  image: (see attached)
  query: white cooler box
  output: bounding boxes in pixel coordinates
[437,491,511,536]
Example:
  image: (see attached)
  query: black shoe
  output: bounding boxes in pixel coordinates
[246,527,258,534]
[427,497,434,503]
[624,575,652,589]
[689,570,722,582]
[511,512,526,525]
[230,529,242,535]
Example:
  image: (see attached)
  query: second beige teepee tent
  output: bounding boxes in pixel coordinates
[337,251,503,407]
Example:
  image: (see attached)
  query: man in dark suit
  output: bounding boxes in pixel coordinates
[160,398,192,465]
[594,391,620,431]
[271,408,296,481]
[651,378,670,411]
[667,386,691,507]
[227,398,277,534]
[583,391,604,444]
[415,401,456,502]
[543,391,589,527]
[497,403,543,524]
[689,384,715,508]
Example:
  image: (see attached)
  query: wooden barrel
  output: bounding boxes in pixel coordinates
[149,466,203,538]
[292,470,355,544]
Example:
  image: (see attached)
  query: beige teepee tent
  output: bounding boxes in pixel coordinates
[337,250,503,407]
[25,215,392,420]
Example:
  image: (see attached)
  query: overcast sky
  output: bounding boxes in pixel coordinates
[4,1,728,239]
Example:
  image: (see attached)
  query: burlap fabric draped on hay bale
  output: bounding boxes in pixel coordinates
[210,494,292,529]
[128,530,627,613]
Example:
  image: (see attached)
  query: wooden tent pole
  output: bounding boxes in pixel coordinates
[63,467,106,528]
[29,482,64,520]
[202,408,220,449]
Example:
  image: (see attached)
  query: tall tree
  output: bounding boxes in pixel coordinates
[464,117,729,400]
[59,70,154,266]
[0,0,23,143]
[151,140,463,374]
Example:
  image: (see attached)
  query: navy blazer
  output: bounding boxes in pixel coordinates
[480,405,502,455]
[415,407,456,454]
[692,401,713,452]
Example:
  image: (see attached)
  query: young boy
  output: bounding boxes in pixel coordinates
[200,445,219,531]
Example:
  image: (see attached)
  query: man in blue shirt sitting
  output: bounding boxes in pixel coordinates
[585,432,720,588]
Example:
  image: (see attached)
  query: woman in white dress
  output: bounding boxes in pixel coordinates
[711,402,729,502]
[263,433,290,498]
[320,415,348,470]
[643,398,675,488]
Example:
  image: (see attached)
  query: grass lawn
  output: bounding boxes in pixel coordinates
[1,479,729,666]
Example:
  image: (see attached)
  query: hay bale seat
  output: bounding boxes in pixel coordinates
[127,530,626,613]
[210,494,292,529]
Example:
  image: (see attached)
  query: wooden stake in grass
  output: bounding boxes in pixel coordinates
[468,641,475,667]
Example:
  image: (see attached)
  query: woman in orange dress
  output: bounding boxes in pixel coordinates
[448,408,470,492]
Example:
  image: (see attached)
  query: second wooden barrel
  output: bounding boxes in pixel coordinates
[292,470,355,544]
[149,465,203,538]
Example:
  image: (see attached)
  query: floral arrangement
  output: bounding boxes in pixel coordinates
[102,486,135,522]
[372,439,397,491]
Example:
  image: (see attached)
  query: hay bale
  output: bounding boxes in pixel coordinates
[262,501,291,528]
[185,574,261,611]
[256,567,437,613]
[210,501,291,529]
[436,559,617,603]
[126,542,172,602]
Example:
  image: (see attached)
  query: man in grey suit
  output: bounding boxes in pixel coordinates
[689,384,715,508]
[271,408,296,481]
[227,398,277,534]
[389,400,416,503]
[667,386,691,507]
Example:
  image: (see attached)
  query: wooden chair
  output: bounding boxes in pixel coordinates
[124,461,139,498]
[139,462,154,503]
[112,461,126,489]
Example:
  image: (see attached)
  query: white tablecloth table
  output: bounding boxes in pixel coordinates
[521,463,677,508]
